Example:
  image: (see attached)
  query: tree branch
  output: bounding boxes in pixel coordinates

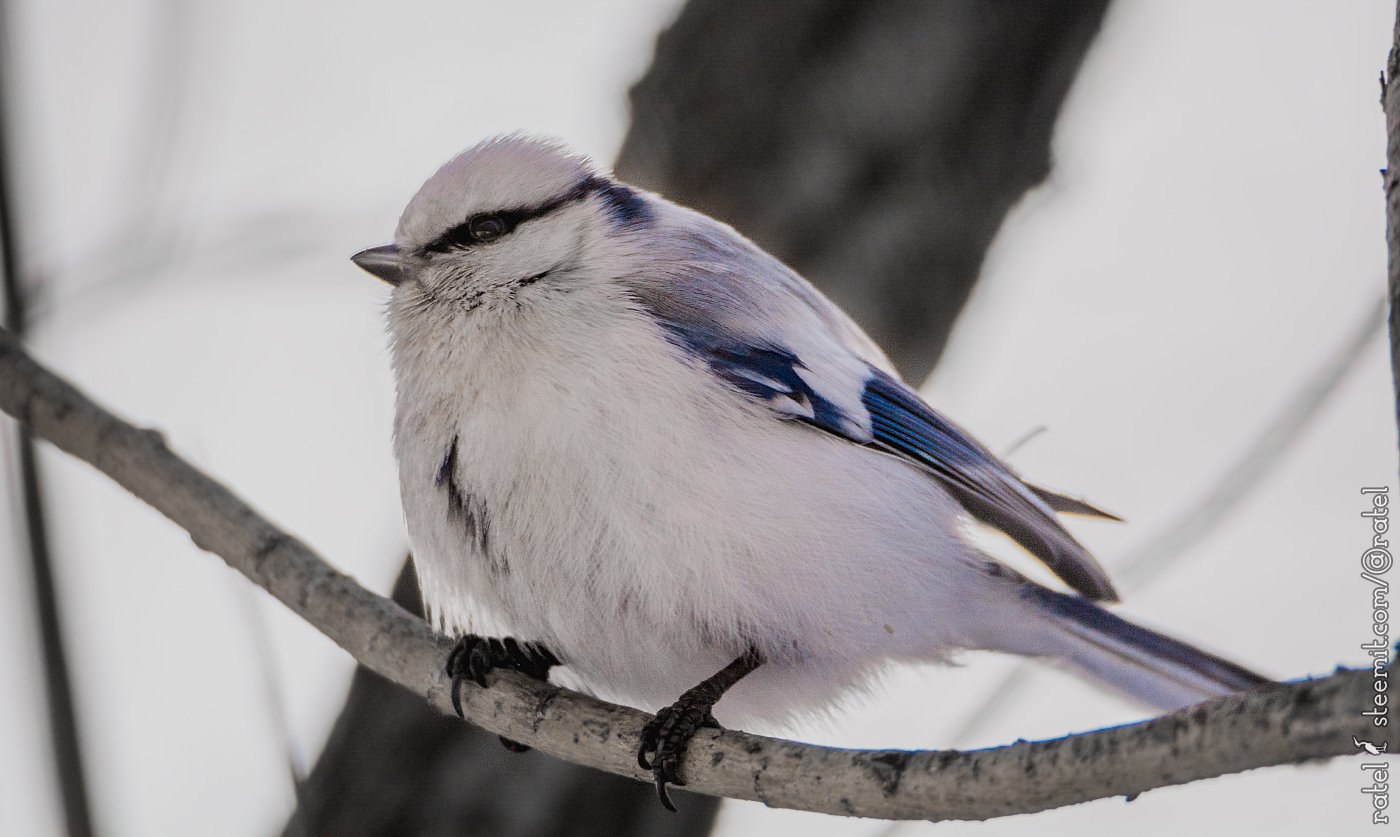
[1385,2,1400,471]
[0,325,1383,821]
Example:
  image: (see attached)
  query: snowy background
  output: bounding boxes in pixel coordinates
[0,1,1395,835]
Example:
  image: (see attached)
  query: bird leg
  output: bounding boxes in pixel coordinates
[445,634,560,752]
[638,648,763,810]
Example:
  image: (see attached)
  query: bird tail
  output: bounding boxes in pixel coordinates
[1002,582,1267,711]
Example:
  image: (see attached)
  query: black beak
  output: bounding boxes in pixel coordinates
[352,243,410,286]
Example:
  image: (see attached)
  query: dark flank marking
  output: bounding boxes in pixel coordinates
[436,437,505,573]
[422,175,649,254]
[435,437,464,509]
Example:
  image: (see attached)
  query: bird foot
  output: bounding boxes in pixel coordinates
[445,634,560,752]
[637,698,722,811]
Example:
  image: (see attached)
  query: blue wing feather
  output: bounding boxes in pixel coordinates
[860,369,1116,601]
[656,322,852,430]
[657,319,1118,602]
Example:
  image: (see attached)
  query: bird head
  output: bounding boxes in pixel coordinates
[353,134,653,313]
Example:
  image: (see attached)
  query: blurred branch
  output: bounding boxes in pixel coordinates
[26,0,205,327]
[0,326,1384,821]
[0,2,97,833]
[617,0,1111,382]
[1385,5,1400,471]
[1116,294,1387,587]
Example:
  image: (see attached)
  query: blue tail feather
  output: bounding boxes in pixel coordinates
[1021,584,1266,709]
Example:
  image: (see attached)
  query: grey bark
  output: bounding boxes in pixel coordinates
[289,1,1115,831]
[0,323,1386,822]
[1385,2,1400,473]
[617,0,1112,382]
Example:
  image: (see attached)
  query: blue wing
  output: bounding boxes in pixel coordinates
[860,369,1116,601]
[659,324,1117,602]
[621,213,1116,601]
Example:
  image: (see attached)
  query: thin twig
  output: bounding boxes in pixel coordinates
[0,325,1383,822]
[0,4,98,833]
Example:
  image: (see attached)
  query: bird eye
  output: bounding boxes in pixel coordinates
[467,215,507,243]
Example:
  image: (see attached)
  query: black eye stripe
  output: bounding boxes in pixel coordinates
[423,175,617,254]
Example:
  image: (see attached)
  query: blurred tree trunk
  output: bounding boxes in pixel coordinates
[285,1,1109,834]
[618,0,1111,382]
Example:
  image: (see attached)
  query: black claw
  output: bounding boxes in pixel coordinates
[499,736,532,753]
[443,634,561,727]
[658,753,679,786]
[655,774,676,812]
[445,641,466,677]
[638,700,718,810]
[635,650,763,811]
[450,676,466,719]
[638,706,664,770]
[470,643,491,688]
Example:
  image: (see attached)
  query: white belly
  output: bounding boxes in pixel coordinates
[393,302,995,726]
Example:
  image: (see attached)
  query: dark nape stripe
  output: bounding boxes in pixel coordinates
[423,175,649,254]
[593,180,652,227]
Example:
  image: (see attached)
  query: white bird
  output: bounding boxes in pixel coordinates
[353,135,1265,807]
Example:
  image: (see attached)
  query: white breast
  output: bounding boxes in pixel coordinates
[389,285,1003,725]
